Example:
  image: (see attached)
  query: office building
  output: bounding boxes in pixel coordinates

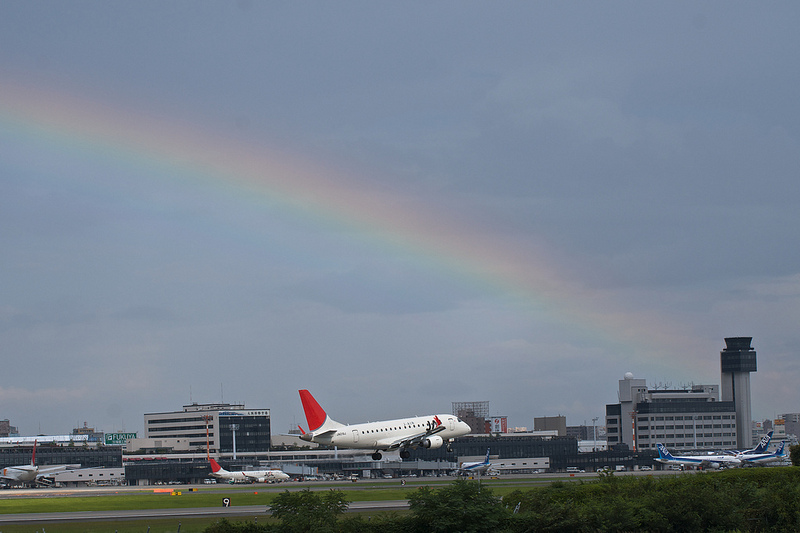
[606,375,736,451]
[606,337,756,451]
[144,402,271,455]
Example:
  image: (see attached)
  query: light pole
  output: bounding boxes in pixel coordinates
[229,424,239,460]
[592,417,599,452]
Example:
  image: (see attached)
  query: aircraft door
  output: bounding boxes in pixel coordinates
[449,418,454,431]
[352,429,359,443]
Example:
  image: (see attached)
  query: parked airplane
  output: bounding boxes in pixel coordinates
[655,443,742,469]
[297,389,472,460]
[457,448,494,476]
[739,441,788,466]
[0,440,68,486]
[208,458,289,483]
[747,430,773,454]
[1,440,39,485]
[726,431,773,456]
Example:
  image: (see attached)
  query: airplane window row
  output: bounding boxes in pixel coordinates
[361,423,427,434]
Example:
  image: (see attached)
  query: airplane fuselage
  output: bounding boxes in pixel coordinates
[209,458,289,482]
[211,470,288,483]
[738,442,787,465]
[655,443,741,469]
[1,465,38,483]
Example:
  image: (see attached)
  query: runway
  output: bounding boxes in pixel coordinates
[0,499,409,524]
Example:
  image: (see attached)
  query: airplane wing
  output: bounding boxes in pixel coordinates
[36,465,73,476]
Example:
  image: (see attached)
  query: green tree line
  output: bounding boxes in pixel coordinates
[205,467,800,533]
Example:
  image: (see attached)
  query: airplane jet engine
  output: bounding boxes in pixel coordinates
[419,435,444,449]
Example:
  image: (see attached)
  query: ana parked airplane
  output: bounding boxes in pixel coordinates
[739,441,788,466]
[208,458,289,483]
[726,431,773,456]
[457,448,494,476]
[655,443,742,469]
[297,389,471,460]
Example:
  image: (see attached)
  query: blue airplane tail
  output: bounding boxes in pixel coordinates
[775,441,786,456]
[750,430,773,454]
[484,448,491,464]
[656,443,674,461]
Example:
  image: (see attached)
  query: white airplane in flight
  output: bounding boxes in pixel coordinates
[457,448,494,476]
[208,458,289,483]
[655,443,742,469]
[297,389,472,460]
[738,441,788,466]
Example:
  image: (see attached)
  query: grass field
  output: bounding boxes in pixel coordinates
[0,477,551,514]
[0,475,584,532]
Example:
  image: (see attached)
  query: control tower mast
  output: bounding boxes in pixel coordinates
[720,337,757,449]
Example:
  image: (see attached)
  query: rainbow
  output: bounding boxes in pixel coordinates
[0,80,693,360]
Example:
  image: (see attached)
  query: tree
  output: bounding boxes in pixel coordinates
[407,479,509,533]
[790,444,800,467]
[269,488,349,533]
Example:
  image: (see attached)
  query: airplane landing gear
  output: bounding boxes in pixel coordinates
[372,452,382,460]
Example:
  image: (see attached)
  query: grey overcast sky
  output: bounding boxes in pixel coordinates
[1,2,799,437]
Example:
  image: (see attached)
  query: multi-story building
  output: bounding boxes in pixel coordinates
[452,401,489,434]
[73,422,104,443]
[0,419,18,438]
[535,415,566,436]
[606,375,737,451]
[143,402,271,455]
[782,413,800,442]
[605,337,757,451]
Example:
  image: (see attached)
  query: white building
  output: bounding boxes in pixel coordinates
[605,338,756,452]
[606,374,738,451]
[144,402,271,455]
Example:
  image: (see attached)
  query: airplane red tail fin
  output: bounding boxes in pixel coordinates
[299,390,328,432]
[209,458,223,473]
[298,425,306,435]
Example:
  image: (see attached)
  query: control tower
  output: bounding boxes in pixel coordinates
[720,337,757,449]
